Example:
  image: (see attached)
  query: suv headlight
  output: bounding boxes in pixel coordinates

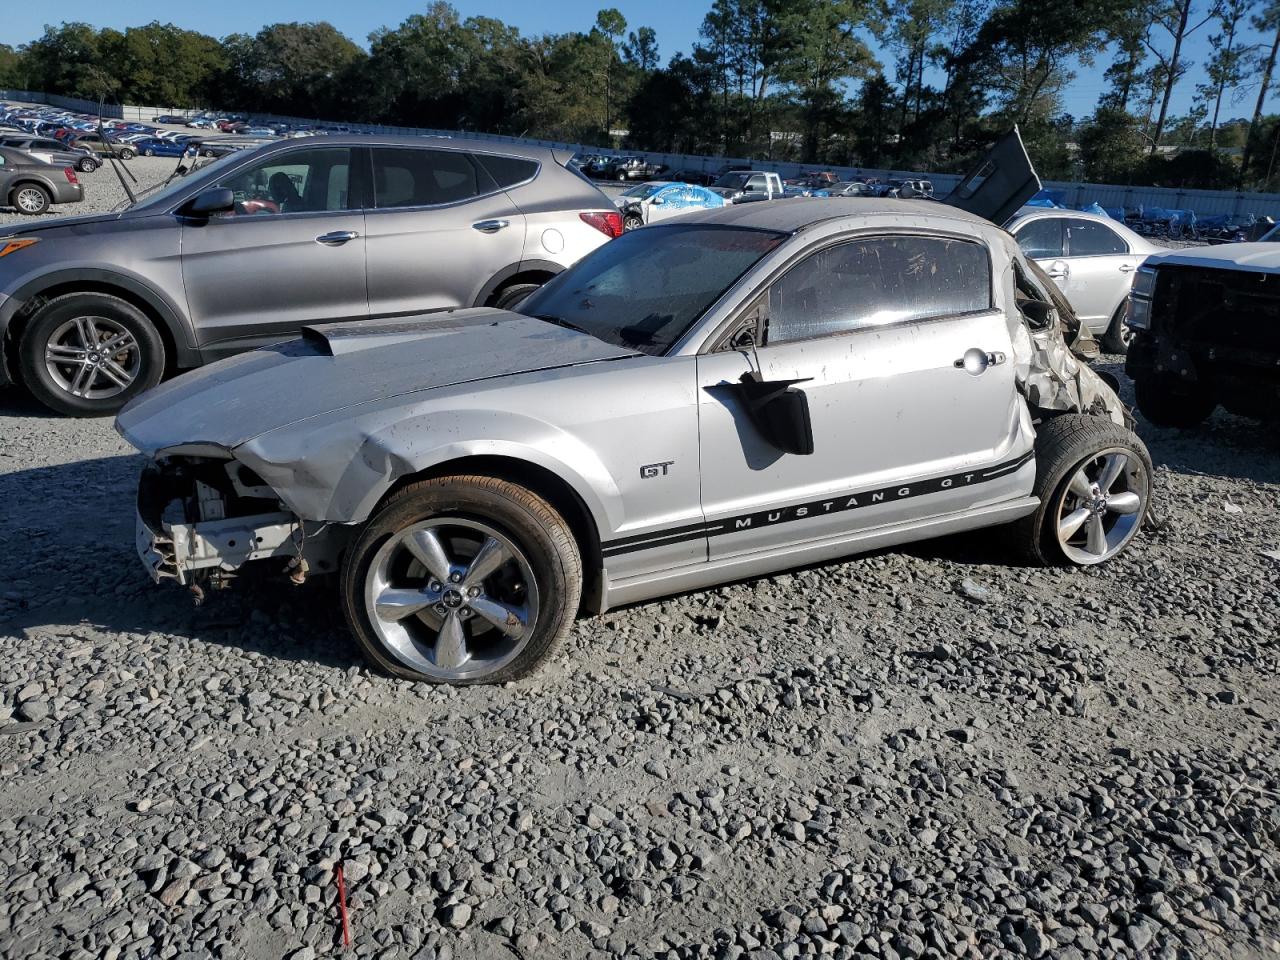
[1132,265,1157,299]
[1127,295,1151,330]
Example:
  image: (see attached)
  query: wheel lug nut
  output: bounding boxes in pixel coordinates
[468,587,480,598]
[449,573,461,583]
[428,580,440,591]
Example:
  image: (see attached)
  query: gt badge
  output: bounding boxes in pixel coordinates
[640,461,674,479]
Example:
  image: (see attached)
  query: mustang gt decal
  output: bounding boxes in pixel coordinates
[603,450,1034,557]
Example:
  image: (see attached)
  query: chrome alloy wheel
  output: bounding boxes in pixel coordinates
[44,316,141,400]
[14,187,47,213]
[364,518,540,681]
[1053,448,1147,565]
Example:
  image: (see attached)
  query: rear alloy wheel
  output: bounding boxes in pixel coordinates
[616,171,627,181]
[77,157,97,173]
[1135,376,1217,428]
[1012,414,1151,566]
[144,148,155,157]
[119,148,135,160]
[19,293,166,416]
[11,184,51,215]
[1101,304,1133,354]
[342,476,582,684]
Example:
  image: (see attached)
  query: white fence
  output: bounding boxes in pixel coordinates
[5,89,1279,218]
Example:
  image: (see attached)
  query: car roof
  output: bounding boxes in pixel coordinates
[247,133,560,164]
[667,197,993,233]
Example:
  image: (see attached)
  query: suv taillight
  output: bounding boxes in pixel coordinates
[580,211,624,239]
[63,168,78,185]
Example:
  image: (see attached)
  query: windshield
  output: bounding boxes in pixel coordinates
[518,225,787,356]
[1261,223,1280,242]
[622,183,662,199]
[716,173,749,189]
[117,152,237,211]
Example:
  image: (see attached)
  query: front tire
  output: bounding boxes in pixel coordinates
[18,293,166,416]
[1134,376,1216,428]
[144,148,155,157]
[119,148,135,160]
[489,282,542,311]
[10,184,51,215]
[1101,304,1133,354]
[342,476,582,684]
[1011,414,1152,566]
[623,213,644,231]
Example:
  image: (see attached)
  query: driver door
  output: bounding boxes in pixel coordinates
[696,232,1032,561]
[181,146,368,358]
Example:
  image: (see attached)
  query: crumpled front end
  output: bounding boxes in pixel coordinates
[134,449,345,595]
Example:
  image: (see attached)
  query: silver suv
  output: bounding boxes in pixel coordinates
[0,135,621,415]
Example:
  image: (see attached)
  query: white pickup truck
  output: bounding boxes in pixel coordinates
[711,170,784,203]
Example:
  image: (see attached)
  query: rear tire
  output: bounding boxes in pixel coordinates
[18,293,166,417]
[1134,376,1216,428]
[77,157,97,173]
[10,184,50,215]
[342,476,582,684]
[144,148,155,157]
[119,148,135,160]
[1101,304,1132,354]
[1010,414,1152,567]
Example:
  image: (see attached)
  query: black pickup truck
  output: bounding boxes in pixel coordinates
[1126,243,1280,426]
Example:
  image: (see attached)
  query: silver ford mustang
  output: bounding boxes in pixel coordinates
[117,155,1152,685]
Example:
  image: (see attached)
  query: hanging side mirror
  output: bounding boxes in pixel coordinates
[736,371,815,456]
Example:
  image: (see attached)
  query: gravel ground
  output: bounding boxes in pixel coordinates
[1,189,1278,960]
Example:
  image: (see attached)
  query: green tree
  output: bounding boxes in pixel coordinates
[1241,0,1280,181]
[1080,105,1147,180]
[1143,0,1219,152]
[776,0,879,161]
[623,26,661,71]
[1195,0,1256,149]
[594,8,628,132]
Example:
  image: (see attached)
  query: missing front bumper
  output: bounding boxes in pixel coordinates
[135,508,329,584]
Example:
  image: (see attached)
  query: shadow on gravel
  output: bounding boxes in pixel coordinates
[0,385,59,419]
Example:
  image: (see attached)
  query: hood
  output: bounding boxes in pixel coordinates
[1147,242,1280,274]
[0,210,126,238]
[116,308,639,456]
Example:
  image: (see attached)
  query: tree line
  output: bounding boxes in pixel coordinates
[2,0,1279,190]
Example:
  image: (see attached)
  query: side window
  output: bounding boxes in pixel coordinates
[1013,218,1064,259]
[767,235,992,344]
[217,148,353,216]
[473,153,538,189]
[1066,219,1128,256]
[748,174,766,191]
[374,148,480,208]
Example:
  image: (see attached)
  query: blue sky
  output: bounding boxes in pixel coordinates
[2,0,1271,120]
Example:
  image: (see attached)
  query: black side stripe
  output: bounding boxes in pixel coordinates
[601,450,1034,558]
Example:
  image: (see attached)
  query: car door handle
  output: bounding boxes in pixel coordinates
[1118,262,1136,273]
[315,231,359,246]
[472,219,511,233]
[954,348,1006,375]
[1046,260,1070,279]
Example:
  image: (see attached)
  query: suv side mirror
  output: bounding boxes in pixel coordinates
[185,187,235,216]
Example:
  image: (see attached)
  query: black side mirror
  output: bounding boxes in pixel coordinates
[737,372,815,456]
[185,187,234,216]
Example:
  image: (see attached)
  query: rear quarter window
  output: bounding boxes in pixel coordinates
[474,153,539,189]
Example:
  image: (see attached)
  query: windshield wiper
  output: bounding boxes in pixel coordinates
[530,314,592,337]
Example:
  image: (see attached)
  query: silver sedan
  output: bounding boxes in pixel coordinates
[1006,208,1161,352]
